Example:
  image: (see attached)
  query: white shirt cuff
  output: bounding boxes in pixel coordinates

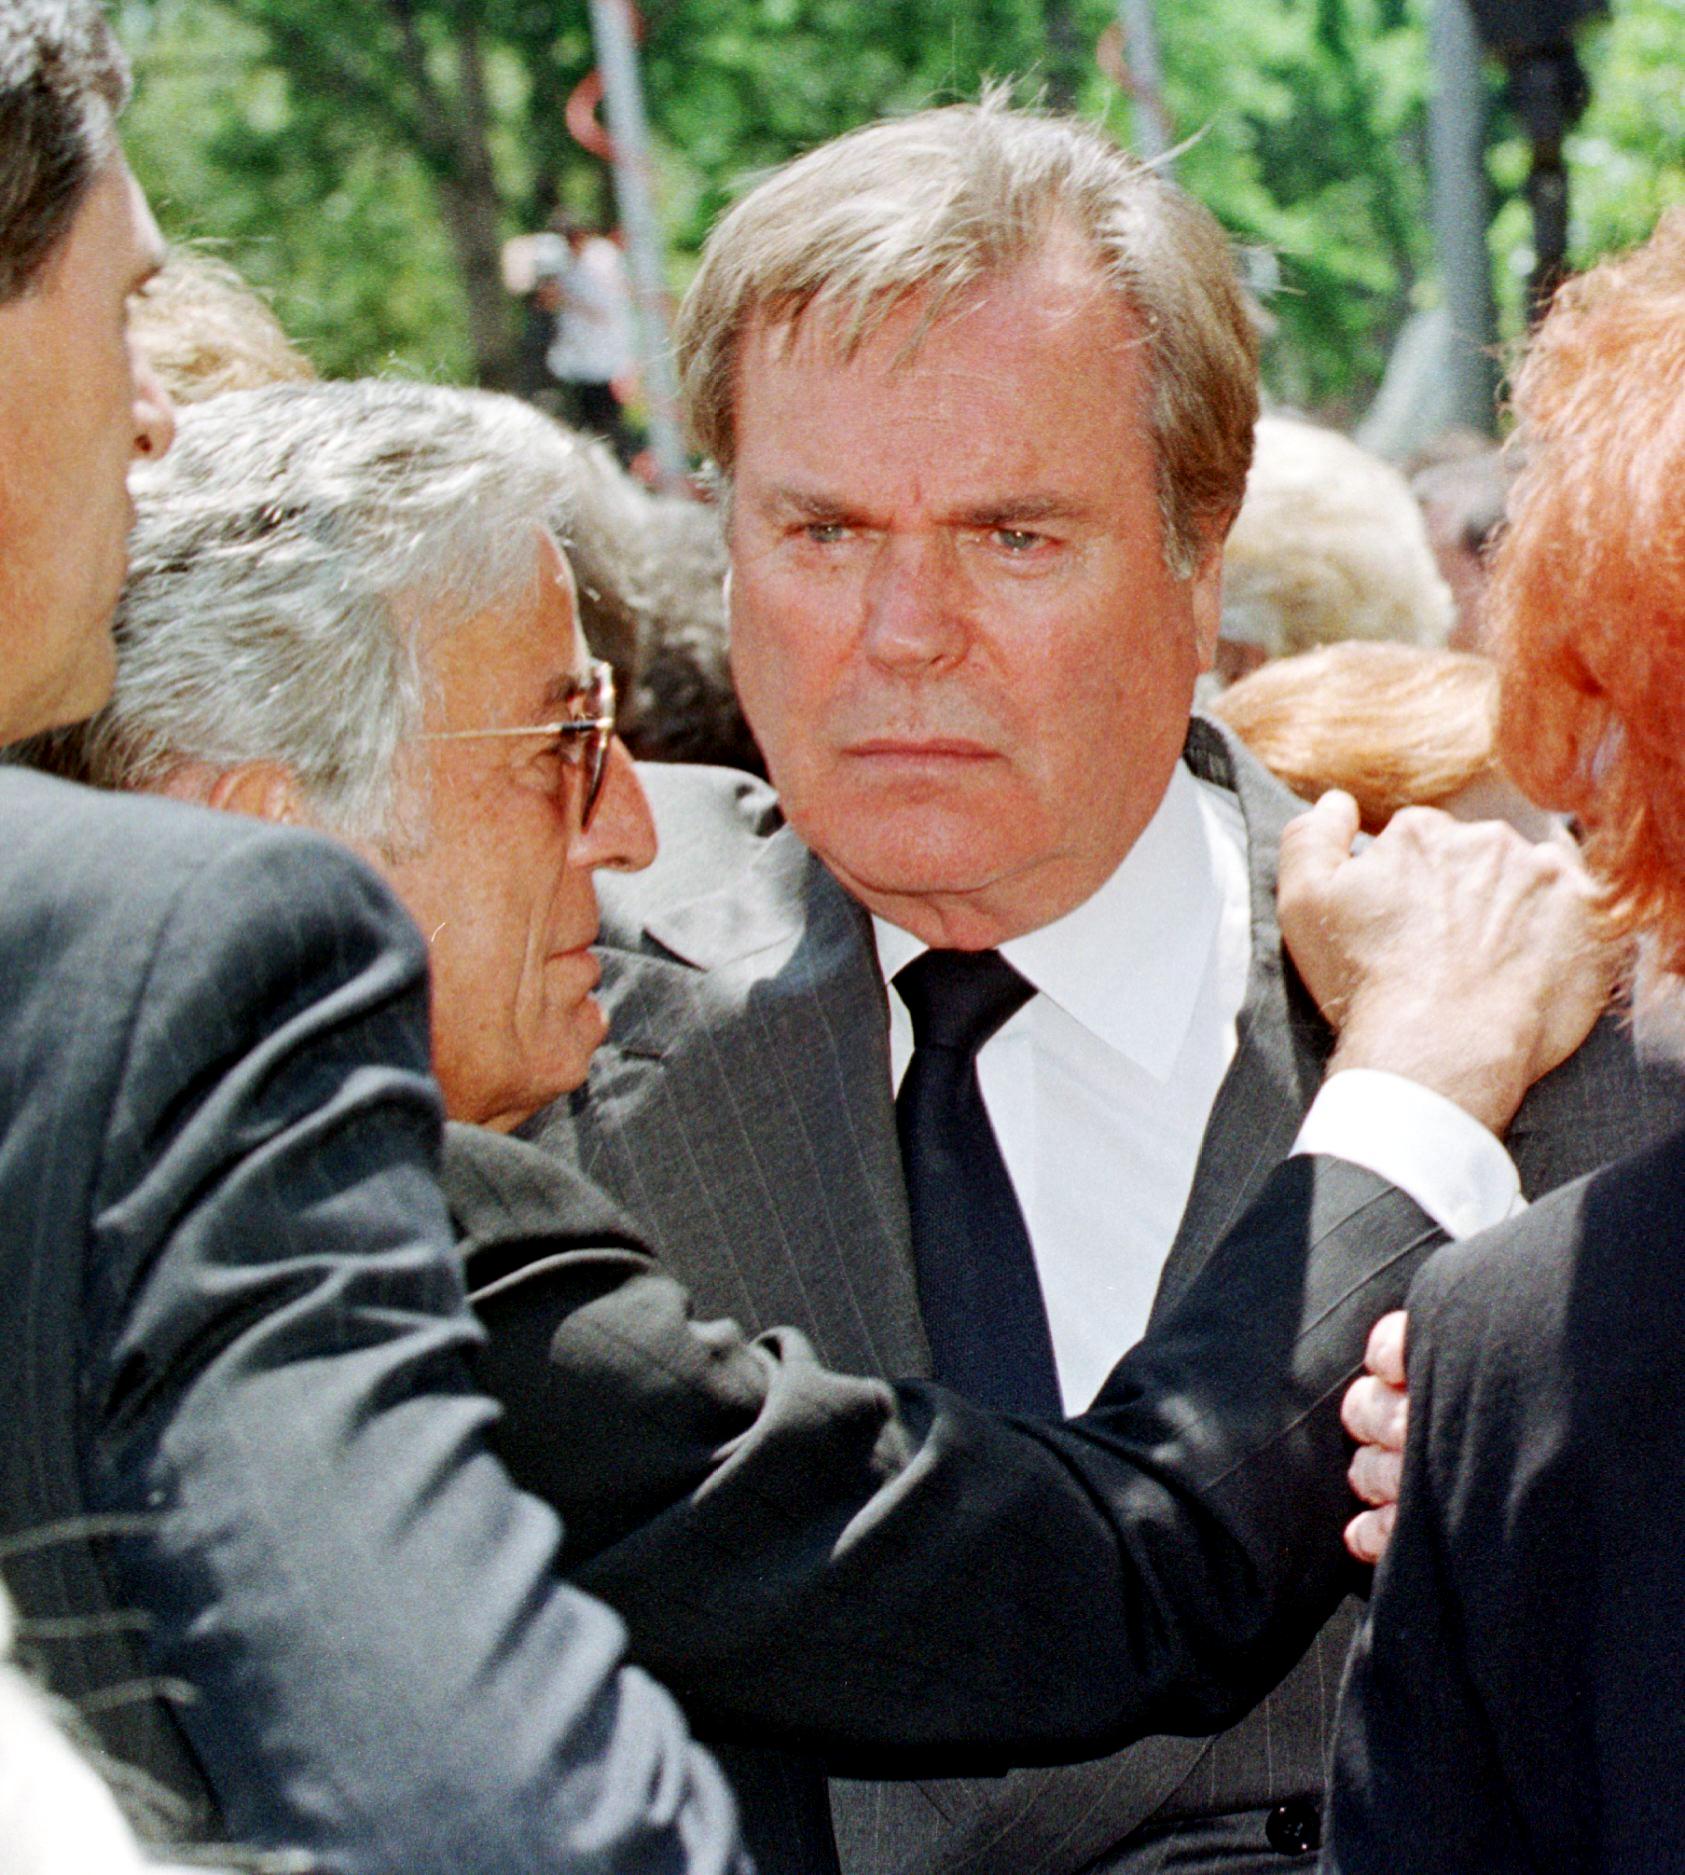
[1290,1067,1525,1240]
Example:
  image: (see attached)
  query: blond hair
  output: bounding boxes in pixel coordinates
[676,95,1257,575]
[1221,416,1455,657]
[128,252,315,404]
[1211,640,1499,834]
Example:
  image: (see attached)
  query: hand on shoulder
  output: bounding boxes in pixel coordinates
[1278,791,1619,1135]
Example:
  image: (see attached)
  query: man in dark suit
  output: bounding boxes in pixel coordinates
[0,9,745,1871]
[1322,212,1685,1875]
[50,372,1626,1875]
[523,99,1681,1875]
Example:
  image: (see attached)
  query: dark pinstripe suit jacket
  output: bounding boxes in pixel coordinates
[522,720,1681,1875]
[0,770,742,1875]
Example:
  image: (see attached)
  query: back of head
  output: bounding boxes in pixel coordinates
[1210,639,1498,832]
[0,1599,150,1875]
[128,252,315,403]
[0,1582,232,1875]
[31,379,598,843]
[677,93,1258,574]
[1492,209,1685,963]
[1220,416,1455,660]
[0,0,128,305]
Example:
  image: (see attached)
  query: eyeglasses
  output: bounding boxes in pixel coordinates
[424,659,616,830]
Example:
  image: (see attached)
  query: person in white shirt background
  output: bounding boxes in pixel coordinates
[539,215,637,463]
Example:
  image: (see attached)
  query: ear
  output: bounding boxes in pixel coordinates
[205,761,311,828]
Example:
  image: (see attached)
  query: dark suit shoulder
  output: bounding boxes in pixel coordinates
[1508,1006,1685,1194]
[1410,1121,1685,1383]
[1350,1125,1685,1874]
[443,1122,655,1281]
[0,768,425,996]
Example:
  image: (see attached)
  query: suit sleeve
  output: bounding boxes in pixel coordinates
[80,827,745,1875]
[463,1131,1447,1777]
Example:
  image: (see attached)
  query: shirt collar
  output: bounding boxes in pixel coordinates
[872,761,1231,1082]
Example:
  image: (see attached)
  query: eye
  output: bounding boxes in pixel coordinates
[803,520,852,546]
[521,738,577,814]
[992,526,1046,554]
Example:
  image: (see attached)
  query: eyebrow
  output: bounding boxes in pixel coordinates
[759,485,1092,528]
[951,496,1092,528]
[761,483,861,521]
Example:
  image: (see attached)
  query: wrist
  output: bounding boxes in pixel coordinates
[1329,1005,1530,1137]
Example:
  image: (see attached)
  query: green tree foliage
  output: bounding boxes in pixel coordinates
[117,0,1685,422]
[121,1,475,380]
[1491,1,1685,334]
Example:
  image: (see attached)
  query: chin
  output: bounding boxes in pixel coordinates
[551,995,611,1088]
[808,808,1035,899]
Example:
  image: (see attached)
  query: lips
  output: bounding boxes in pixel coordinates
[547,941,602,983]
[843,737,1000,761]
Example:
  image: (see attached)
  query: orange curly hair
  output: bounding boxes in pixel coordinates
[1494,210,1685,968]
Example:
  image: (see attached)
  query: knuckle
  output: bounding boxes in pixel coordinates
[1388,804,1451,843]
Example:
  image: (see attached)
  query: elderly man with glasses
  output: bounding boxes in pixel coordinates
[47,379,657,1133]
[0,8,744,1868]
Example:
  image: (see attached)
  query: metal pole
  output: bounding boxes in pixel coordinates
[1427,0,1500,431]
[586,0,688,486]
[1118,0,1173,168]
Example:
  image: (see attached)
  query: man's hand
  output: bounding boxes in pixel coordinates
[1278,792,1620,1134]
[1341,1311,1408,1565]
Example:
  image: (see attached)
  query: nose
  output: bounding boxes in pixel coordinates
[570,738,657,874]
[131,351,176,461]
[860,532,967,672]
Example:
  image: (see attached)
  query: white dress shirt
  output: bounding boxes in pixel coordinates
[875,759,1522,1412]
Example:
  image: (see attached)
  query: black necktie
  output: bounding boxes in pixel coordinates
[894,949,1062,1417]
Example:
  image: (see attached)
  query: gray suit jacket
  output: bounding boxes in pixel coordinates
[0,770,742,1875]
[447,1124,1442,1875]
[523,720,1680,1875]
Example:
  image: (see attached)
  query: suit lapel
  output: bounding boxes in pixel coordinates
[1150,718,1333,1322]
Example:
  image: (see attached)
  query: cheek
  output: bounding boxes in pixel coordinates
[730,575,833,746]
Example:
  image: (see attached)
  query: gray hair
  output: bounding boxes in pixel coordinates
[45,379,627,845]
[0,1,128,304]
[677,92,1258,575]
